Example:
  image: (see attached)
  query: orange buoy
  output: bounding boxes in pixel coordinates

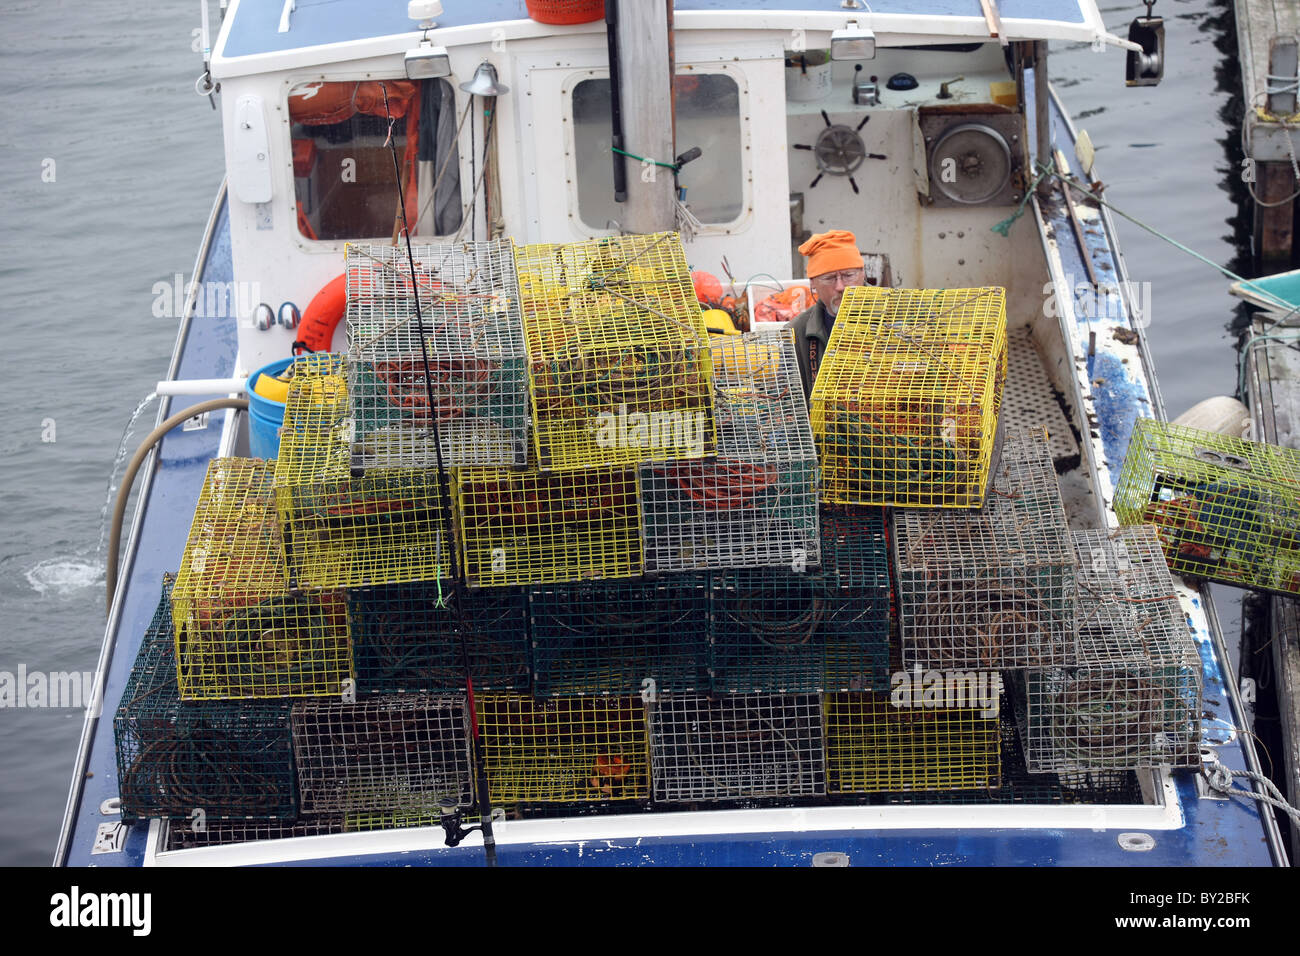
[294,274,347,354]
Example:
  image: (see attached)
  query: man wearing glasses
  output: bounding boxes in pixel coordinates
[791,229,865,399]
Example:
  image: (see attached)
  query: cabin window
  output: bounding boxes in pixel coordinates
[572,73,743,230]
[289,78,463,241]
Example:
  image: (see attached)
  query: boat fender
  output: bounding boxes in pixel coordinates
[293,274,347,354]
[1171,396,1251,439]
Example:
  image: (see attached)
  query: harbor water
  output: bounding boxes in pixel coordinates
[0,0,1254,864]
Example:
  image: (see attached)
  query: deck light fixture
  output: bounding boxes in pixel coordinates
[406,42,451,80]
[405,1,449,79]
[831,22,876,61]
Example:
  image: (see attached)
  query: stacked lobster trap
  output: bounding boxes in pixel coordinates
[1114,417,1300,596]
[649,694,826,804]
[810,285,1008,509]
[344,240,530,469]
[476,695,650,805]
[1014,526,1202,773]
[894,426,1076,670]
[115,579,298,823]
[274,354,455,590]
[172,457,353,700]
[528,576,711,697]
[640,328,820,573]
[347,582,529,694]
[290,693,475,814]
[709,506,891,694]
[513,233,716,471]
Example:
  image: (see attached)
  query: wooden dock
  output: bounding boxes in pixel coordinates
[1243,313,1300,861]
[1235,0,1300,271]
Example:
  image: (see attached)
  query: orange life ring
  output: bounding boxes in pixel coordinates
[294,274,347,354]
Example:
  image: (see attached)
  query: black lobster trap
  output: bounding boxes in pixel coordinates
[115,577,298,823]
[347,581,530,694]
[528,576,710,697]
[709,506,891,693]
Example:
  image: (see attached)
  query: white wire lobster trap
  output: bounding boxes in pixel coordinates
[894,425,1076,669]
[290,693,474,814]
[641,328,820,573]
[1018,526,1203,773]
[346,240,529,468]
[649,694,825,803]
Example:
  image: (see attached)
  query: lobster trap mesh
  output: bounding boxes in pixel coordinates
[649,694,825,803]
[347,582,529,693]
[164,817,345,851]
[810,285,1007,508]
[478,695,649,803]
[291,694,474,814]
[641,328,820,572]
[528,576,710,697]
[824,689,1002,793]
[515,233,715,470]
[1114,418,1300,595]
[455,463,643,587]
[275,354,455,589]
[873,707,1144,805]
[894,426,1076,669]
[172,458,352,700]
[710,507,891,693]
[116,577,297,822]
[1017,526,1202,772]
[345,240,529,468]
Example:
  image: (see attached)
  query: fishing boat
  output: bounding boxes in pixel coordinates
[55,0,1287,867]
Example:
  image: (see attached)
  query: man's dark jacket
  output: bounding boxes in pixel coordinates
[788,300,835,401]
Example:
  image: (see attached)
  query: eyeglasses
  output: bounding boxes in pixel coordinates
[811,269,865,287]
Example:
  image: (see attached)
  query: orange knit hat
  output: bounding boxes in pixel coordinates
[798,230,864,279]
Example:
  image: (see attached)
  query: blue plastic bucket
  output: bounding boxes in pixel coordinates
[246,357,297,459]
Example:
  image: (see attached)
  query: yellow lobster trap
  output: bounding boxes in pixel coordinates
[477,695,650,804]
[1114,418,1300,595]
[810,286,1007,508]
[172,458,352,700]
[274,354,455,590]
[824,689,1002,793]
[514,233,715,471]
[454,461,643,587]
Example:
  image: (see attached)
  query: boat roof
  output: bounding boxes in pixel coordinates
[214,0,1108,74]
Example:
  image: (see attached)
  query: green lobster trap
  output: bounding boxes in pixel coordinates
[709,506,891,693]
[172,458,352,700]
[1016,526,1202,773]
[291,693,474,814]
[641,328,820,573]
[514,232,715,471]
[1114,417,1300,595]
[478,694,649,804]
[824,689,1002,794]
[347,582,530,694]
[810,285,1007,508]
[454,462,643,587]
[116,577,297,822]
[345,240,529,468]
[275,354,455,589]
[528,576,710,697]
[649,694,825,803]
[894,425,1076,669]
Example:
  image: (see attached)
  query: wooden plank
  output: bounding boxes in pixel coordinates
[1246,319,1300,863]
[979,0,1007,46]
[1253,161,1297,272]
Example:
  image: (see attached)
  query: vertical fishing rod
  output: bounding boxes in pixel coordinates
[380,83,498,867]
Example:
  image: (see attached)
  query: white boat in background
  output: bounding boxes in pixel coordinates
[55,0,1286,867]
